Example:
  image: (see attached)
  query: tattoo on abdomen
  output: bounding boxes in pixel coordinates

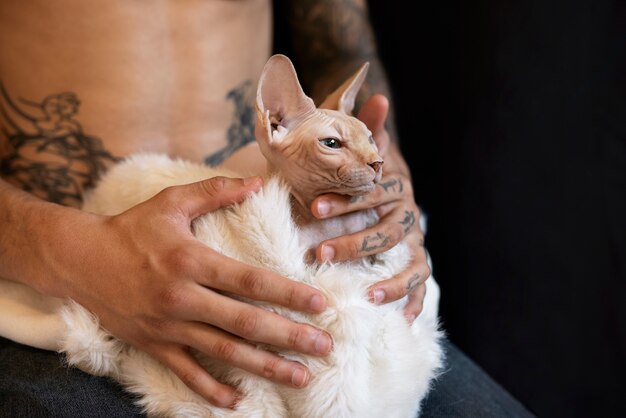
[0,84,119,206]
[204,80,255,166]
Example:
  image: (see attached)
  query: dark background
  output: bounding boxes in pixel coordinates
[279,1,625,417]
[367,1,626,417]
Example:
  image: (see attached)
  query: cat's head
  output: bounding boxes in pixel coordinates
[255,55,383,201]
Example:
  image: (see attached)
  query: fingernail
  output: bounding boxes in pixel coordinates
[243,176,261,186]
[320,245,335,262]
[308,293,326,312]
[291,367,309,387]
[314,332,333,355]
[371,288,385,304]
[317,200,331,217]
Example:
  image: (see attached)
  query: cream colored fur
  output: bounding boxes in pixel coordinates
[61,154,443,418]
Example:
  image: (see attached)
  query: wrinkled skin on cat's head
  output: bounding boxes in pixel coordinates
[255,55,383,209]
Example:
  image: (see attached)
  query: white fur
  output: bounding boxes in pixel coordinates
[59,154,443,418]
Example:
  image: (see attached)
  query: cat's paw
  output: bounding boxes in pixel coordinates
[59,300,125,377]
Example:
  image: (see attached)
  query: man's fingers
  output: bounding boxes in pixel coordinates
[159,176,263,220]
[312,175,413,219]
[176,322,311,389]
[366,236,430,304]
[206,260,327,314]
[404,283,427,324]
[179,287,333,357]
[357,94,390,154]
[154,345,241,409]
[316,206,419,262]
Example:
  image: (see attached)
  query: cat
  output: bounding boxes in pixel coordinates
[57,54,444,418]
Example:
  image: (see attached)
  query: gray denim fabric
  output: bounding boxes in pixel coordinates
[0,337,534,417]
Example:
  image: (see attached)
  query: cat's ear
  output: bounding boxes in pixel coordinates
[319,62,369,115]
[256,55,316,146]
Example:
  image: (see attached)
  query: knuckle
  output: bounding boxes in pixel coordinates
[391,283,408,300]
[166,247,198,276]
[210,340,237,362]
[389,224,404,245]
[201,177,226,195]
[233,310,259,338]
[143,317,172,337]
[240,269,267,297]
[179,369,200,390]
[350,239,362,258]
[371,185,384,203]
[158,284,188,311]
[158,185,181,204]
[413,203,421,217]
[419,263,432,280]
[403,179,414,197]
[284,285,297,308]
[287,326,304,349]
[262,357,281,379]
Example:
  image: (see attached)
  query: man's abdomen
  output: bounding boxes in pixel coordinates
[0,0,271,206]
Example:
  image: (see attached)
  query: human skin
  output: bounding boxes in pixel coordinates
[0,0,429,408]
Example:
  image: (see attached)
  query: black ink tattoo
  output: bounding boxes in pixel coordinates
[205,80,255,166]
[399,210,416,234]
[406,273,422,292]
[279,0,399,141]
[349,194,364,203]
[360,232,389,252]
[0,84,119,206]
[379,178,403,193]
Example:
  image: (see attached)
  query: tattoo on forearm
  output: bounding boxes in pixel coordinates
[360,232,389,252]
[280,0,395,136]
[205,80,255,166]
[379,178,403,193]
[406,273,422,292]
[399,210,416,234]
[0,83,119,206]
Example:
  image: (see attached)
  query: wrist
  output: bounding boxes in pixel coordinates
[0,179,94,297]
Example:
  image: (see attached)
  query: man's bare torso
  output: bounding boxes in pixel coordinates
[0,0,271,206]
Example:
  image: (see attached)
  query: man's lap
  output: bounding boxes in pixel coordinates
[0,336,533,417]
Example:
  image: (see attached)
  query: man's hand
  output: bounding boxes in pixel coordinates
[39,177,332,409]
[311,95,431,324]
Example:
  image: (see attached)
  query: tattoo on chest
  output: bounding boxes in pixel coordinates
[0,84,119,206]
[204,80,255,166]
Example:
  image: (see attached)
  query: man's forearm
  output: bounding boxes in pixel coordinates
[279,0,399,142]
[0,178,78,294]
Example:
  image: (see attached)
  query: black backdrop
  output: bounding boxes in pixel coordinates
[276,1,625,417]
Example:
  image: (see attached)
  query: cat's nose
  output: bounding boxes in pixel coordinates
[368,160,383,174]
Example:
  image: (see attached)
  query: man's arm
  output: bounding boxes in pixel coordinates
[0,176,333,407]
[279,0,429,320]
[279,0,398,142]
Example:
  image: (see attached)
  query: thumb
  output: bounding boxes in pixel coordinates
[168,176,263,220]
[358,94,389,137]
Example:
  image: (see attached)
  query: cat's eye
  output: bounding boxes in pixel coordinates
[319,137,342,149]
